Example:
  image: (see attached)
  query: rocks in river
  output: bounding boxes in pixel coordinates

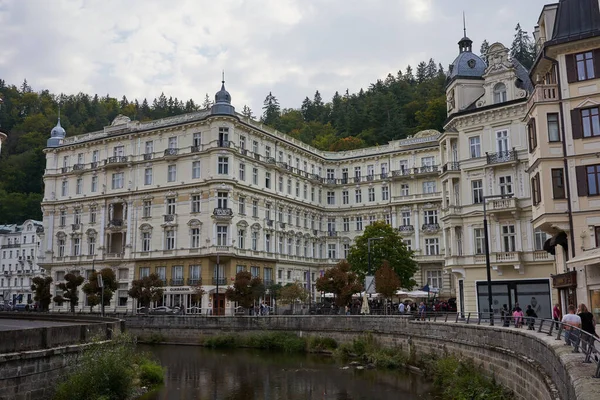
[340,366,350,370]
[349,361,361,366]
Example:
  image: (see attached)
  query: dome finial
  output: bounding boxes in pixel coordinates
[463,11,467,38]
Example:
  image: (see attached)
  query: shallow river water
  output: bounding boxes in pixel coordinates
[139,344,433,400]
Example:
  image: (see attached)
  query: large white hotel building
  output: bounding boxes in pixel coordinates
[44,4,600,317]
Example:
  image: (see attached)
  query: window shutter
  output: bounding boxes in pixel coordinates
[594,49,600,79]
[571,109,583,139]
[565,54,577,83]
[576,165,588,197]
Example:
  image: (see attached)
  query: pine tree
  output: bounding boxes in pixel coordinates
[416,61,427,83]
[510,23,535,70]
[241,105,254,119]
[480,39,490,64]
[426,58,438,79]
[261,92,280,126]
[202,93,212,109]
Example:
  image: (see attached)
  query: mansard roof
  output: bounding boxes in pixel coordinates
[549,0,600,45]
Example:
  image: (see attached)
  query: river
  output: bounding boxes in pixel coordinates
[139,344,433,400]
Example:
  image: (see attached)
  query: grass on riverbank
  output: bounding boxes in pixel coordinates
[53,334,165,400]
[200,332,328,353]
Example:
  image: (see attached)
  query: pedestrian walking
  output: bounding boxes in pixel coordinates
[513,307,524,328]
[398,302,405,314]
[577,303,597,353]
[552,303,562,329]
[501,304,510,327]
[525,305,537,330]
[561,304,582,346]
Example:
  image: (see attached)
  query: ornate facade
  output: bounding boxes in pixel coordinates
[528,0,600,321]
[41,83,450,314]
[442,35,557,318]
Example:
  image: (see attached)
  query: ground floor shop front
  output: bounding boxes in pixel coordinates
[449,261,557,319]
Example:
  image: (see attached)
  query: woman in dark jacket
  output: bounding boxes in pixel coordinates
[577,304,597,353]
[525,305,537,330]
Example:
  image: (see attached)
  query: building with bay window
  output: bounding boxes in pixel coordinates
[441,32,557,318]
[41,82,452,314]
[527,0,600,321]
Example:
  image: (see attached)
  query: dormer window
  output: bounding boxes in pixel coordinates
[493,83,507,104]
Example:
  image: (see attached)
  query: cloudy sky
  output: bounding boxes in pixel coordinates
[0,0,548,115]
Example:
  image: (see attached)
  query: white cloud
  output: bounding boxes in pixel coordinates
[0,0,548,116]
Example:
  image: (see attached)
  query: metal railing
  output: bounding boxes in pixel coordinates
[486,149,517,165]
[410,312,600,378]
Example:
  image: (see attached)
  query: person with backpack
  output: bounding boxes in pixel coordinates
[525,305,537,330]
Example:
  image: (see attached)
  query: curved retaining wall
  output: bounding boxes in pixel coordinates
[125,315,600,400]
[0,314,124,400]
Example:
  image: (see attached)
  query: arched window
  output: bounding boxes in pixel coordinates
[494,83,507,104]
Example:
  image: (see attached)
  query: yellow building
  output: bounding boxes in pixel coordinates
[527,0,600,320]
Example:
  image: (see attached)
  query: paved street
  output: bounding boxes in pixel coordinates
[0,319,80,331]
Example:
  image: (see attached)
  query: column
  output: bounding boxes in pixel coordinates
[391,207,397,228]
[446,227,452,257]
[99,205,106,251]
[46,211,55,254]
[515,220,522,252]
[414,208,420,251]
[126,201,133,247]
[495,223,501,253]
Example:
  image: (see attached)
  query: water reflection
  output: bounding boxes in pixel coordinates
[140,344,432,400]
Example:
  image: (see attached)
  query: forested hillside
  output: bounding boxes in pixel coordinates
[0,24,535,224]
[0,58,448,225]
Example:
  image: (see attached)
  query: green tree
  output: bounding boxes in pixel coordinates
[279,282,309,314]
[127,273,164,309]
[202,93,213,109]
[241,104,254,119]
[315,260,363,308]
[261,92,281,127]
[347,221,417,289]
[226,271,260,310]
[31,276,53,311]
[375,261,401,314]
[480,39,490,64]
[53,272,85,313]
[82,268,118,314]
[510,23,535,70]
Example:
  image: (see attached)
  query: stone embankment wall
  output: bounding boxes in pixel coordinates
[0,314,124,400]
[125,315,597,400]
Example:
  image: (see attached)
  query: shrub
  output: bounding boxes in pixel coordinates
[53,335,164,400]
[139,361,165,386]
[308,336,338,352]
[201,334,239,349]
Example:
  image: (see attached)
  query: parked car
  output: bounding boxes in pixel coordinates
[136,306,150,315]
[149,306,177,315]
[13,304,28,312]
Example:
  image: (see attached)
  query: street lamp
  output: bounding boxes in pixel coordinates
[482,193,513,326]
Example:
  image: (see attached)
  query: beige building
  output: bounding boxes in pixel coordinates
[527,0,600,320]
[41,82,451,315]
[441,33,556,318]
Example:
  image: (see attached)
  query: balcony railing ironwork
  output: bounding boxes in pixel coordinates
[164,148,178,157]
[442,162,460,172]
[143,153,153,160]
[170,278,184,286]
[164,214,175,223]
[213,208,233,217]
[72,163,85,171]
[397,225,414,232]
[212,277,227,285]
[486,149,517,165]
[105,156,128,165]
[109,219,123,227]
[187,278,201,286]
[422,223,440,233]
[218,140,230,148]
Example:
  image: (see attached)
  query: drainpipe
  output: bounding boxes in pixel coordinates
[542,49,575,261]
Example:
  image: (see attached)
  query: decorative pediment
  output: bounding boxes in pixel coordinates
[251,223,262,231]
[139,223,153,233]
[56,231,66,239]
[236,220,249,228]
[86,228,97,237]
[109,197,125,204]
[575,98,600,109]
[142,194,154,200]
[165,190,178,198]
[187,219,202,228]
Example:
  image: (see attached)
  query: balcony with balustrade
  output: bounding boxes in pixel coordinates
[213,208,233,220]
[487,197,519,217]
[486,148,518,165]
[526,83,558,111]
[440,162,460,177]
[169,278,184,286]
[104,156,129,168]
[396,225,414,234]
[107,219,124,230]
[72,163,85,173]
[391,169,412,179]
[421,223,441,234]
[415,165,439,175]
[163,148,179,160]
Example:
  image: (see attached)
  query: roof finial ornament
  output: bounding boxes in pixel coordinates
[463,11,467,38]
[222,70,225,85]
